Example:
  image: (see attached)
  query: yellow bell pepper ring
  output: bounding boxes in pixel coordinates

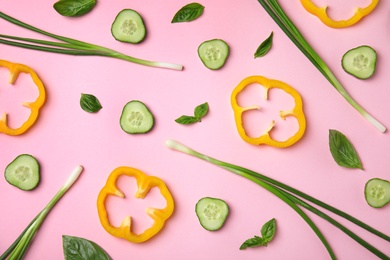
[231,75,306,148]
[97,166,175,243]
[0,60,46,135]
[300,0,379,28]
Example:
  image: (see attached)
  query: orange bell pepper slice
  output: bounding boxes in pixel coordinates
[0,60,46,135]
[97,166,174,243]
[300,0,379,28]
[231,75,306,148]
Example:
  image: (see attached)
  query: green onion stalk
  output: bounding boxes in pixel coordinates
[165,139,390,259]
[0,165,83,260]
[0,12,183,71]
[257,0,386,133]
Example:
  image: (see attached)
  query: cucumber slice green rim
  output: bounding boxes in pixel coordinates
[120,100,155,134]
[198,39,229,70]
[342,45,377,80]
[364,178,390,208]
[111,9,146,44]
[195,197,229,231]
[5,154,40,191]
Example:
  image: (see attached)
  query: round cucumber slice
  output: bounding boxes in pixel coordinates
[195,197,229,231]
[111,9,146,44]
[198,39,229,70]
[364,178,390,208]
[120,100,154,134]
[342,45,377,79]
[5,154,40,191]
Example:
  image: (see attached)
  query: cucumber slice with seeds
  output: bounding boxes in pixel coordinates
[195,197,229,231]
[364,178,390,208]
[5,154,40,191]
[198,39,229,70]
[120,100,154,134]
[111,9,146,44]
[342,45,377,79]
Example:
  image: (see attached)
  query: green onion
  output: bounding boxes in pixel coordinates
[0,11,183,71]
[257,0,386,133]
[0,165,83,260]
[165,139,390,259]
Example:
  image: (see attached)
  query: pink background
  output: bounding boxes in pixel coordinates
[1,0,389,259]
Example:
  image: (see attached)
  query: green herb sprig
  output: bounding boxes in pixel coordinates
[254,32,273,58]
[175,102,209,124]
[80,93,102,113]
[257,0,385,133]
[53,0,97,17]
[171,3,205,23]
[0,11,183,71]
[240,218,276,249]
[62,235,111,260]
[329,129,363,169]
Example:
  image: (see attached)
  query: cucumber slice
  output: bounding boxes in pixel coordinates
[342,45,377,79]
[364,178,390,208]
[198,39,229,70]
[5,154,40,191]
[120,100,154,134]
[111,9,146,44]
[195,197,229,231]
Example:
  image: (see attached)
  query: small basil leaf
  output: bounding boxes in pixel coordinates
[254,32,273,58]
[194,102,209,119]
[54,0,96,17]
[239,236,267,250]
[175,115,199,125]
[329,129,363,169]
[62,235,111,260]
[80,93,102,113]
[261,218,276,242]
[171,3,205,23]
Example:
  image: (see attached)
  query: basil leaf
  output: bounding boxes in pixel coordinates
[54,0,96,17]
[62,235,111,260]
[239,236,267,250]
[194,102,209,119]
[175,115,199,125]
[80,93,102,113]
[261,218,276,242]
[171,3,205,23]
[329,129,363,169]
[254,32,273,58]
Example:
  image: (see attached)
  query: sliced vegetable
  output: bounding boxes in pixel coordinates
[120,100,154,134]
[365,178,390,208]
[0,166,83,260]
[231,75,306,148]
[254,32,273,58]
[198,39,229,70]
[0,11,183,70]
[240,218,276,249]
[329,129,363,169]
[97,166,174,243]
[62,235,111,260]
[300,0,378,28]
[53,0,97,17]
[80,93,102,113]
[342,45,377,80]
[166,139,390,259]
[195,197,229,231]
[0,59,46,136]
[175,102,209,125]
[257,0,386,133]
[171,3,205,23]
[111,9,146,44]
[5,154,40,191]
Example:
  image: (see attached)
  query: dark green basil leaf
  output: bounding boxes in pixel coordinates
[329,129,363,169]
[254,32,273,58]
[171,3,205,23]
[194,102,209,119]
[62,235,111,260]
[239,236,266,250]
[54,0,96,17]
[261,218,276,242]
[80,93,102,113]
[175,115,199,125]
